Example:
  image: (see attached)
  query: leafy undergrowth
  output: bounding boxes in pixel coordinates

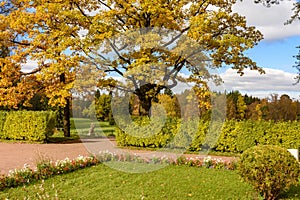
[0,164,262,200]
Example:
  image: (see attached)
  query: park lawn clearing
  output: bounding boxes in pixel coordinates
[1,162,299,199]
[1,163,261,200]
[47,118,116,143]
[70,118,116,137]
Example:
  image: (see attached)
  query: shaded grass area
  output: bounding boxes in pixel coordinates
[70,118,116,137]
[47,118,116,143]
[0,164,262,200]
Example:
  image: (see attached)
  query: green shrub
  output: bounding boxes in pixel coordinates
[1,111,56,142]
[116,117,179,148]
[0,111,7,134]
[215,120,300,153]
[116,117,218,150]
[116,118,300,153]
[238,145,300,200]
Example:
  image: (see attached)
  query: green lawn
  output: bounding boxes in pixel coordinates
[1,163,299,199]
[0,164,258,199]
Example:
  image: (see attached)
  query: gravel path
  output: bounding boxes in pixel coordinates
[0,141,90,174]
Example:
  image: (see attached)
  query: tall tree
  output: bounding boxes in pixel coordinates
[0,0,263,125]
[236,95,247,120]
[278,94,297,121]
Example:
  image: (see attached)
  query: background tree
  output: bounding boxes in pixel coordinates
[265,94,297,121]
[155,93,181,118]
[236,95,247,120]
[278,94,297,121]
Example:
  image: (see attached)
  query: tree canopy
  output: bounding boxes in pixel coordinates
[0,0,263,117]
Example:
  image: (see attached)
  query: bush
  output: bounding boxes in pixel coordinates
[116,117,179,148]
[215,120,300,153]
[1,111,56,142]
[238,145,300,200]
[0,111,7,134]
[116,119,300,153]
[116,117,209,149]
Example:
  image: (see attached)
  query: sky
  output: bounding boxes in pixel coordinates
[221,0,300,99]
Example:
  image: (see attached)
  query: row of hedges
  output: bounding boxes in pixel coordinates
[116,117,179,148]
[116,118,300,153]
[0,111,56,142]
[215,120,300,152]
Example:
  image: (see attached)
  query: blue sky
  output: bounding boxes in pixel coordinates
[247,37,299,74]
[219,0,300,99]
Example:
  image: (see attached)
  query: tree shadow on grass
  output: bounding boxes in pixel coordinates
[278,184,300,199]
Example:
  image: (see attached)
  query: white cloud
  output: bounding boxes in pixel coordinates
[233,0,300,40]
[221,68,300,99]
[21,60,38,73]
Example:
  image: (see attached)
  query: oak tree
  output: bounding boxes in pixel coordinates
[0,0,263,132]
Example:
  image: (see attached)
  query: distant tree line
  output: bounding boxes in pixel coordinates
[72,89,300,122]
[1,89,299,123]
[226,91,300,121]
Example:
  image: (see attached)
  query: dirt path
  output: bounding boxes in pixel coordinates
[0,138,237,174]
[0,141,90,174]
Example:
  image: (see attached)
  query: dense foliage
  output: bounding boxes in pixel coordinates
[0,0,263,113]
[215,120,300,152]
[0,111,56,141]
[238,145,300,200]
[0,111,7,134]
[116,118,300,152]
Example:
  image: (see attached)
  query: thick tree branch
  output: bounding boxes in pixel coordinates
[106,39,131,65]
[163,27,190,48]
[104,67,124,76]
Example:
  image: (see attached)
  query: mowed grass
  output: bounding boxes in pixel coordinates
[0,164,261,200]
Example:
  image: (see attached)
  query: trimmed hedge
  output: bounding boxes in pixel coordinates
[0,111,56,142]
[116,117,215,150]
[0,111,7,135]
[116,117,180,148]
[116,119,300,153]
[215,120,300,153]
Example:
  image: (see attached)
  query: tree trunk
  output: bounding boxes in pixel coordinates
[63,97,71,137]
[134,83,163,117]
[137,94,152,116]
[60,73,71,137]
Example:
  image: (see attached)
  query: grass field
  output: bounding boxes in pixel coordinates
[1,163,299,200]
[0,164,259,200]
